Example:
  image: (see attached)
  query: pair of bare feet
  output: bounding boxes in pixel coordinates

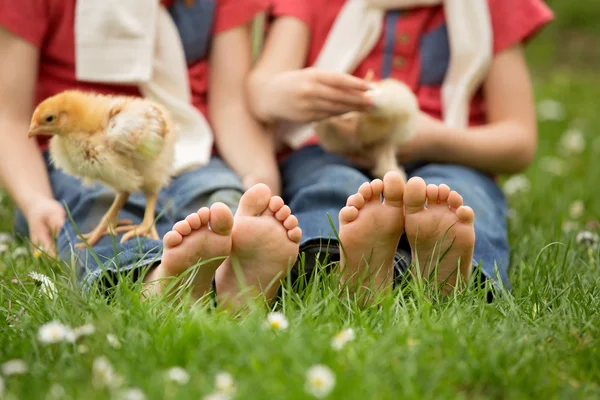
[338,171,476,300]
[144,184,302,310]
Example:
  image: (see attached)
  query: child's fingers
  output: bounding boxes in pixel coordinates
[312,84,373,110]
[315,70,372,92]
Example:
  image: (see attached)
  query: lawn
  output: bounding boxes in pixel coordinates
[1,3,600,399]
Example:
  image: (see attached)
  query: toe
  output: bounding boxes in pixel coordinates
[370,179,384,199]
[456,205,475,225]
[236,183,271,216]
[163,230,183,248]
[358,181,373,201]
[438,184,451,203]
[185,213,202,230]
[426,184,439,205]
[347,193,366,209]
[404,177,427,214]
[209,202,234,235]
[173,220,192,236]
[283,214,298,230]
[198,207,210,225]
[382,171,404,207]
[287,227,302,243]
[275,205,292,222]
[448,191,464,210]
[339,205,359,224]
[266,196,285,216]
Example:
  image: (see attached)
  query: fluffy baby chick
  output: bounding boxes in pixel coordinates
[314,75,418,181]
[28,90,175,247]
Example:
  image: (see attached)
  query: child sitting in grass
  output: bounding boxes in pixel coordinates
[0,0,301,311]
[246,0,554,299]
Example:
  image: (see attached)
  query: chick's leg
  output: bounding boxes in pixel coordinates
[75,192,131,248]
[117,192,160,243]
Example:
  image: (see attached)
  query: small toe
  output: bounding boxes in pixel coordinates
[370,179,384,199]
[185,213,202,230]
[209,202,234,235]
[404,177,427,214]
[287,227,302,244]
[275,205,292,222]
[347,193,366,209]
[236,183,271,216]
[339,205,359,224]
[448,191,464,210]
[357,181,373,201]
[438,184,451,202]
[382,171,405,207]
[456,205,475,224]
[283,214,298,230]
[198,207,210,225]
[266,196,285,216]
[173,220,192,236]
[426,184,439,204]
[163,230,183,248]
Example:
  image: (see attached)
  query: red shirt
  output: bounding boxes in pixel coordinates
[271,0,554,146]
[0,0,268,150]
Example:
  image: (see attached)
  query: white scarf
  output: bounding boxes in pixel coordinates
[278,0,493,149]
[74,0,213,175]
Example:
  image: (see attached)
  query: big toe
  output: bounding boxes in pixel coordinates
[404,177,427,214]
[210,202,234,235]
[382,171,405,207]
[236,183,272,216]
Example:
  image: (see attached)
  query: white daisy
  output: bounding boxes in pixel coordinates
[28,272,57,300]
[106,334,122,349]
[1,359,28,376]
[537,99,565,121]
[305,365,336,398]
[92,356,123,390]
[38,321,75,344]
[575,230,599,250]
[203,392,231,400]
[569,200,585,219]
[539,156,567,176]
[0,243,8,254]
[562,220,578,234]
[215,372,236,394]
[559,128,586,155]
[266,312,289,331]
[167,367,190,385]
[12,247,29,258]
[502,175,531,197]
[47,383,66,400]
[0,232,12,245]
[115,387,146,400]
[331,328,356,351]
[73,323,96,339]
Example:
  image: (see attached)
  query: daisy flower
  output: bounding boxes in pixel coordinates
[559,128,586,155]
[73,323,96,339]
[502,175,530,197]
[116,387,146,400]
[266,312,289,331]
[106,334,122,349]
[569,200,585,219]
[167,367,190,385]
[576,230,599,250]
[305,365,336,398]
[203,393,231,400]
[331,328,356,351]
[1,359,28,376]
[215,372,236,394]
[38,321,75,344]
[537,99,565,121]
[0,232,12,245]
[92,356,123,390]
[28,272,57,300]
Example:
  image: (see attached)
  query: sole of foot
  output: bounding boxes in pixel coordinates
[146,202,234,299]
[338,171,405,303]
[215,184,302,311]
[403,177,475,295]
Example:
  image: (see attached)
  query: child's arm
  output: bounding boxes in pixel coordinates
[0,27,66,254]
[398,45,538,175]
[209,22,281,195]
[248,17,373,125]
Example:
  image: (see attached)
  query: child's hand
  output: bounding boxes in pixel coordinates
[395,112,444,164]
[24,197,66,257]
[263,68,374,123]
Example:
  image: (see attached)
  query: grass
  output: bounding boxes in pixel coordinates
[2,6,600,400]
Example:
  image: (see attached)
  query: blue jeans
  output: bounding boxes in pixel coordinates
[280,146,510,291]
[14,152,245,289]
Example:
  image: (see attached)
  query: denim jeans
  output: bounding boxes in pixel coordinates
[14,152,245,289]
[280,145,510,291]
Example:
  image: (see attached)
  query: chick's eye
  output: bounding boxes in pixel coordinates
[45,115,55,123]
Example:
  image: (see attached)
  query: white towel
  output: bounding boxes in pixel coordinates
[74,0,213,175]
[278,0,493,149]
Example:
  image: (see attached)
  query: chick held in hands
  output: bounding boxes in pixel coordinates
[314,72,418,181]
[28,90,175,247]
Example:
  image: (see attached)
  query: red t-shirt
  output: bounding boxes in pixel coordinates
[0,0,268,150]
[271,0,554,147]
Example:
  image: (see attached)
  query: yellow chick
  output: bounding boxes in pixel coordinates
[314,73,418,181]
[28,90,175,247]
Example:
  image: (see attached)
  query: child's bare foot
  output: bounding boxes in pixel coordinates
[338,171,405,302]
[144,203,233,299]
[215,184,302,311]
[404,177,475,294]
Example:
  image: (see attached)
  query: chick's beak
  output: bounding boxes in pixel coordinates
[28,123,40,138]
